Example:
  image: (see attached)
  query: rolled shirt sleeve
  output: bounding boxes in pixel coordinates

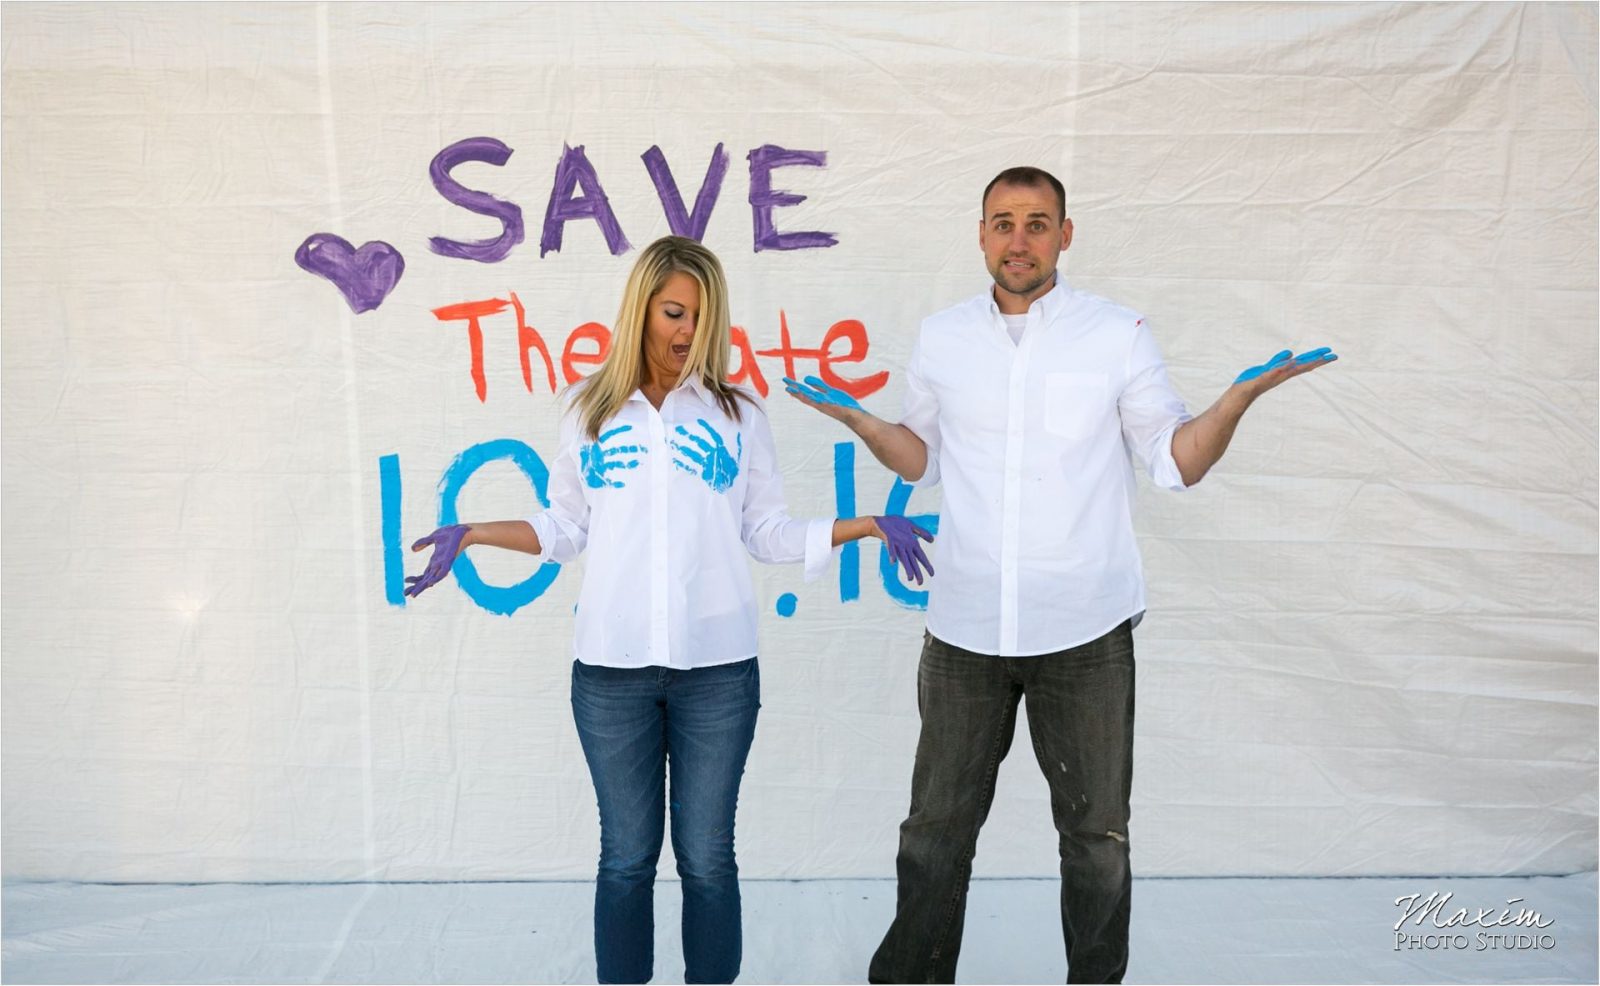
[738,399,840,581]
[1118,319,1193,492]
[900,332,942,488]
[528,404,592,564]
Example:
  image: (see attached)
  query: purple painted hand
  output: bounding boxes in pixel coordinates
[405,524,470,598]
[294,233,406,313]
[875,515,935,585]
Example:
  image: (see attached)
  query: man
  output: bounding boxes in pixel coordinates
[784,166,1335,983]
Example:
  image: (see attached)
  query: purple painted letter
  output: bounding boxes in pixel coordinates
[541,145,631,257]
[642,143,729,242]
[429,137,525,264]
[747,145,838,252]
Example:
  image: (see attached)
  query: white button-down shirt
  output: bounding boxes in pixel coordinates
[902,277,1192,656]
[531,379,834,669]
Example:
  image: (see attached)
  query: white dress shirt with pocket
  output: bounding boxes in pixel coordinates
[901,278,1192,656]
[530,378,835,669]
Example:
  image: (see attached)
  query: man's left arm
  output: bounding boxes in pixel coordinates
[1169,346,1339,487]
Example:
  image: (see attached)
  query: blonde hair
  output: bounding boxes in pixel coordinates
[572,236,750,440]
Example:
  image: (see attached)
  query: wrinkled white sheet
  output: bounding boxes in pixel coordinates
[2,2,1595,885]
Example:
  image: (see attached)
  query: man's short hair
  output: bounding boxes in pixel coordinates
[982,167,1066,221]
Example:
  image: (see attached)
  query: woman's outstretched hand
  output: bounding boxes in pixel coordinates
[873,515,935,585]
[405,524,471,598]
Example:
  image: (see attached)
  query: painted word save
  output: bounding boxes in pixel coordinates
[296,138,836,313]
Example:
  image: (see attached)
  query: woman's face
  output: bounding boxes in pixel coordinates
[641,271,700,386]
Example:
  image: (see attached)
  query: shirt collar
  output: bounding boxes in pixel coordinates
[684,375,716,405]
[627,374,717,407]
[986,273,1069,322]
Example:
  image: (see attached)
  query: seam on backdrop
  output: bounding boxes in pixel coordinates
[1061,3,1079,208]
[311,2,380,981]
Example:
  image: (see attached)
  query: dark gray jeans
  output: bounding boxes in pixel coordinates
[868,622,1136,984]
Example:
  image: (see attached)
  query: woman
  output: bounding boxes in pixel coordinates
[405,236,932,984]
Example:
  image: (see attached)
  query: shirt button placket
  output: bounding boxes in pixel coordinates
[647,402,671,667]
[999,312,1031,655]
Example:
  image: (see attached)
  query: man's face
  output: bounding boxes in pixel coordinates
[979,182,1073,309]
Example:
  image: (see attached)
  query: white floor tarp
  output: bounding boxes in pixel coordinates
[4,873,1596,984]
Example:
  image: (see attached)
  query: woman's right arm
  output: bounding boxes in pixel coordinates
[405,407,591,598]
[403,521,543,598]
[460,521,543,554]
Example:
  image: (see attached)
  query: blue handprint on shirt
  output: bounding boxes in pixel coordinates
[672,419,742,493]
[581,425,646,489]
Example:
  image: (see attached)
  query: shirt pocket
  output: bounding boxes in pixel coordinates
[1043,372,1110,441]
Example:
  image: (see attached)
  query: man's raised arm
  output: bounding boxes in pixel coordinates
[1171,346,1338,487]
[782,376,931,483]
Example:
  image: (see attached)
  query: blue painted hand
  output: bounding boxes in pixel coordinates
[1234,346,1339,385]
[875,515,935,585]
[783,375,864,415]
[673,419,742,493]
[405,523,470,598]
[581,425,646,489]
[1234,349,1292,383]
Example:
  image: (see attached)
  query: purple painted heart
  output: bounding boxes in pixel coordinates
[294,233,405,313]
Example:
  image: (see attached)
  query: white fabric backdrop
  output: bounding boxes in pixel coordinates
[3,1,1595,883]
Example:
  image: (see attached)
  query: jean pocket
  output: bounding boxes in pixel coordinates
[1044,372,1109,440]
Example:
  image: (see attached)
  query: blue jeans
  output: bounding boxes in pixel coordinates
[571,657,761,984]
[869,623,1136,984]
